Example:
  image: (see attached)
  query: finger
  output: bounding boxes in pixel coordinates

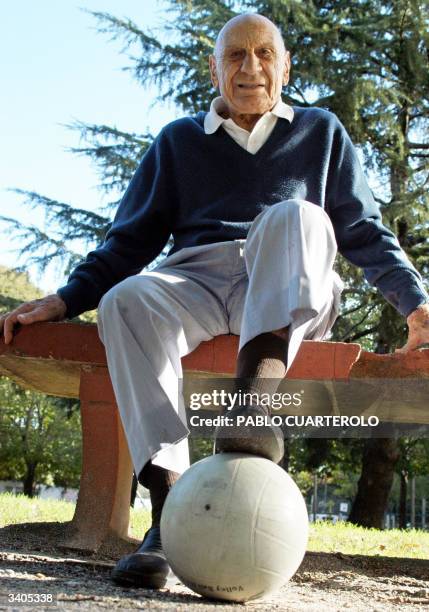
[2,303,38,344]
[405,339,429,351]
[0,308,25,331]
[3,312,21,345]
[395,338,423,353]
[17,306,51,325]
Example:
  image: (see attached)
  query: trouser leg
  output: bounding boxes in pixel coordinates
[215,199,343,461]
[98,199,343,474]
[97,264,229,477]
[228,199,343,372]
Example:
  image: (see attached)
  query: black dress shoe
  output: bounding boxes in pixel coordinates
[214,404,284,464]
[111,525,170,589]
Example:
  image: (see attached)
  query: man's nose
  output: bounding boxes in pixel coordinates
[240,51,262,75]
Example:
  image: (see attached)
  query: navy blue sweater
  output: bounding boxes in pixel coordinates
[58,106,428,318]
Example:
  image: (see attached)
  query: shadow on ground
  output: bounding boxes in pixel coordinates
[1,522,428,611]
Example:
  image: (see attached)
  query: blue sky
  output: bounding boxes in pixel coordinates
[0,0,180,293]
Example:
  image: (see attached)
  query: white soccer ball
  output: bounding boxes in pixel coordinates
[160,453,308,602]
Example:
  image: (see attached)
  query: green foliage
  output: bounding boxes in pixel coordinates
[0,379,82,492]
[0,265,43,312]
[65,122,153,198]
[396,438,429,480]
[82,2,234,114]
[0,268,82,493]
[0,192,111,280]
[0,386,81,485]
[288,437,364,479]
[188,436,213,463]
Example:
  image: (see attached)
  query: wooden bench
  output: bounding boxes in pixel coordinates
[0,322,428,552]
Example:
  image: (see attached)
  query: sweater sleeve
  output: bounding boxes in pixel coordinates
[57,130,174,319]
[326,118,428,317]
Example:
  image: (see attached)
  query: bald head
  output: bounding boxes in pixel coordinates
[209,13,291,131]
[214,13,286,59]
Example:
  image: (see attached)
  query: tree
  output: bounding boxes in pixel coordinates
[0,264,43,312]
[394,437,429,528]
[0,379,81,496]
[0,267,82,496]
[1,0,428,523]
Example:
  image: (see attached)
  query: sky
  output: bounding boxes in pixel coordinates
[0,0,180,293]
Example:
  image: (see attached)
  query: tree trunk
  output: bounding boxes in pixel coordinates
[351,22,414,530]
[23,462,37,498]
[399,471,408,529]
[349,298,403,528]
[348,439,400,528]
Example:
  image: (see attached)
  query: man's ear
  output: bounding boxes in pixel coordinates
[283,50,291,86]
[209,54,218,89]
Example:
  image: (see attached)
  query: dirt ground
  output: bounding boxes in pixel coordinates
[0,521,428,611]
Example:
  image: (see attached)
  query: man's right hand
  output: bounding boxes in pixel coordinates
[0,294,67,345]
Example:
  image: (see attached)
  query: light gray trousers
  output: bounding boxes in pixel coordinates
[97,200,343,477]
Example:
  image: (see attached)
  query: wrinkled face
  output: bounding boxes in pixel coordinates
[209,16,290,117]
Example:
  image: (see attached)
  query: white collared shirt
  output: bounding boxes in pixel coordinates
[204,96,294,154]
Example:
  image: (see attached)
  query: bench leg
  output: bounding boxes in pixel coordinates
[62,366,135,552]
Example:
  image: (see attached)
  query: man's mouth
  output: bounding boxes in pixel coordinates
[237,84,265,89]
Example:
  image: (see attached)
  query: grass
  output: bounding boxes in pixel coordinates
[0,492,76,525]
[0,492,151,539]
[1,493,428,559]
[309,520,429,559]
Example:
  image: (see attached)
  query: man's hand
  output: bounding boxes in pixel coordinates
[0,294,67,345]
[396,302,429,353]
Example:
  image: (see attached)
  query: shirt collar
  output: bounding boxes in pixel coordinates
[204,96,294,134]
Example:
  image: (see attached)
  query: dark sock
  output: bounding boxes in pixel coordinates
[233,330,288,412]
[138,461,180,526]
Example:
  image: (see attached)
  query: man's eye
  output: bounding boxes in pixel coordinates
[230,51,243,59]
[259,49,272,57]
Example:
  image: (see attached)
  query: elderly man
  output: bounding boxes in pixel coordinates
[1,13,428,589]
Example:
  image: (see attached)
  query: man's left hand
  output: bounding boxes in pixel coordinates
[396,302,429,353]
